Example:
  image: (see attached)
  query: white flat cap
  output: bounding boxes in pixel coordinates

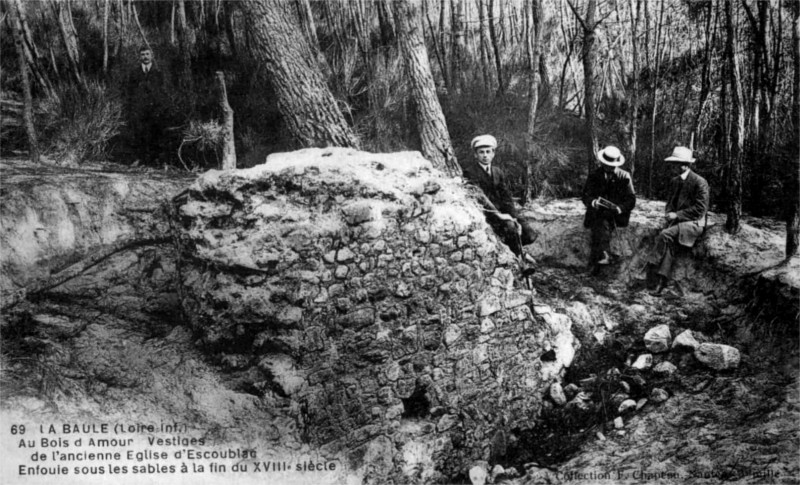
[471,135,497,150]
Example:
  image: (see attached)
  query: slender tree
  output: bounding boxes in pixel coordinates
[488,0,505,95]
[722,0,743,234]
[566,0,600,170]
[242,0,360,148]
[10,1,39,163]
[523,0,543,202]
[627,0,641,181]
[786,0,800,257]
[451,0,466,94]
[393,0,459,175]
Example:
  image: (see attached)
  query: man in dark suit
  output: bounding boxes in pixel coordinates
[649,146,710,295]
[462,135,537,257]
[125,46,167,164]
[581,145,637,268]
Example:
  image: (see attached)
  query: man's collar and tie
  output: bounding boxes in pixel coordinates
[680,170,690,181]
[142,63,152,74]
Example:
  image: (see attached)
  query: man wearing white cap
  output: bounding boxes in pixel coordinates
[462,135,537,256]
[581,146,637,268]
[649,146,709,295]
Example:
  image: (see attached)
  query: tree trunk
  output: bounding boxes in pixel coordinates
[488,0,505,96]
[424,0,449,88]
[567,0,599,169]
[131,2,151,52]
[296,0,321,56]
[627,0,640,182]
[478,0,493,92]
[439,0,450,90]
[376,0,394,42]
[176,0,194,91]
[723,0,743,234]
[692,0,716,143]
[393,0,459,176]
[647,0,665,198]
[243,0,360,148]
[786,0,799,257]
[53,0,84,88]
[103,0,110,76]
[216,71,236,170]
[11,0,53,96]
[451,0,466,94]
[223,1,238,58]
[524,0,543,202]
[10,4,39,164]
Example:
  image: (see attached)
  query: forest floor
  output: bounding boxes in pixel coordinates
[0,158,797,484]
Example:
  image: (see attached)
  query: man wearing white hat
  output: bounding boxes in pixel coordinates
[462,135,537,257]
[581,146,637,267]
[649,146,710,295]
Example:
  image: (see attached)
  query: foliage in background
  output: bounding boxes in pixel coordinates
[36,81,122,165]
[0,0,797,221]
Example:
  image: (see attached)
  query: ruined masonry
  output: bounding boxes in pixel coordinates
[174,148,576,480]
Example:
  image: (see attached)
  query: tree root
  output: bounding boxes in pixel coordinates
[1,235,171,312]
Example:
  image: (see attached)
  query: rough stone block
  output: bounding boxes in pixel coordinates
[644,324,672,353]
[694,343,740,370]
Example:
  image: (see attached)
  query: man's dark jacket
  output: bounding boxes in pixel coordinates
[665,170,709,247]
[581,166,636,228]
[462,158,517,216]
[125,64,167,113]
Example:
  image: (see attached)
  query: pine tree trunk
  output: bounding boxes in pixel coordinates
[488,0,505,96]
[574,0,599,170]
[103,0,110,75]
[10,6,39,163]
[393,0,459,175]
[11,0,52,96]
[243,0,360,149]
[451,0,466,94]
[53,0,84,88]
[628,0,640,182]
[786,0,800,257]
[478,0,493,92]
[176,0,194,91]
[524,0,543,202]
[723,0,743,234]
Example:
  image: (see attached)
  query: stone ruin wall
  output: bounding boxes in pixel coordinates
[174,148,576,481]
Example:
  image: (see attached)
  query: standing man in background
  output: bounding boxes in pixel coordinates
[125,45,167,165]
[462,135,537,260]
[581,145,637,269]
[648,146,710,295]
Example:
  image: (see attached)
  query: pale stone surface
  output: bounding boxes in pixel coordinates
[631,354,653,370]
[695,343,741,370]
[672,330,701,350]
[618,399,637,413]
[653,361,678,376]
[644,324,672,353]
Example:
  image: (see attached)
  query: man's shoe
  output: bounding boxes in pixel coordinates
[597,251,611,265]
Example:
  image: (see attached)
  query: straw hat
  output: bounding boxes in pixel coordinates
[596,146,625,167]
[664,146,696,163]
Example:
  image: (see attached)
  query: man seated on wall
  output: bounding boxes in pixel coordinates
[648,146,710,296]
[581,145,637,269]
[462,135,537,259]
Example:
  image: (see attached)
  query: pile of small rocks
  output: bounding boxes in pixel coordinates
[544,323,741,435]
